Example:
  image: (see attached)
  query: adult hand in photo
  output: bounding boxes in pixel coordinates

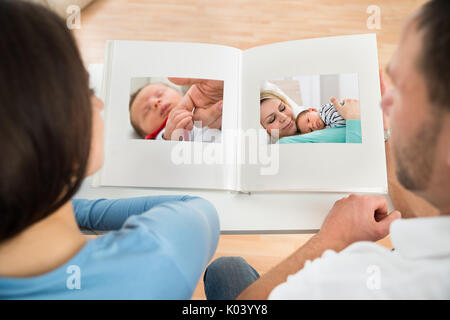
[330,97,360,120]
[163,107,193,140]
[168,78,223,129]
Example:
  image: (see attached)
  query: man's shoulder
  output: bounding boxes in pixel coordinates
[341,240,393,255]
[309,241,395,272]
[270,240,450,299]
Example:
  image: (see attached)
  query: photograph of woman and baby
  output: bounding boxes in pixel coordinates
[127,73,361,144]
[260,73,362,144]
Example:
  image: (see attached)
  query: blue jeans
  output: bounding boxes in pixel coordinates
[203,257,260,300]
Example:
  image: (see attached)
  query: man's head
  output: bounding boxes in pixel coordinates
[381,0,450,212]
[129,82,183,138]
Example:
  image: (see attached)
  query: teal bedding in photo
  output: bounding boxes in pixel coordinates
[278,119,362,144]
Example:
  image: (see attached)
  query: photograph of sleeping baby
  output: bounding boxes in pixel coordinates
[128,77,224,143]
[260,73,362,144]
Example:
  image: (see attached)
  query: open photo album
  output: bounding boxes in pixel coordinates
[96,34,387,193]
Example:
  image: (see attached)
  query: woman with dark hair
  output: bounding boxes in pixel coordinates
[0,0,219,299]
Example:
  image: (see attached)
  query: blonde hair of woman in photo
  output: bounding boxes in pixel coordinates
[260,90,298,142]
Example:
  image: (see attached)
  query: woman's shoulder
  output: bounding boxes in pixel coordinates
[0,218,212,299]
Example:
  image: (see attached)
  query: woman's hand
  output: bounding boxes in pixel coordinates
[317,194,401,251]
[163,107,193,140]
[330,97,360,120]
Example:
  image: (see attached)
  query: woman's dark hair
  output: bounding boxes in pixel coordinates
[415,0,450,112]
[0,0,92,241]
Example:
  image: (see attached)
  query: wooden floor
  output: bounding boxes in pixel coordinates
[73,0,427,299]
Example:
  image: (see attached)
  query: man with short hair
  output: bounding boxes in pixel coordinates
[203,0,450,299]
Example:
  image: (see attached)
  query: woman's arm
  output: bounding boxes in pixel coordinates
[278,127,345,143]
[120,196,220,293]
[345,120,362,143]
[72,195,197,230]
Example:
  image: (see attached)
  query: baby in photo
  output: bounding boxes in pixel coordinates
[129,81,221,142]
[296,97,346,134]
[129,82,184,139]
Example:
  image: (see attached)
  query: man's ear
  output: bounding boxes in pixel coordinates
[446,122,450,168]
[440,115,450,168]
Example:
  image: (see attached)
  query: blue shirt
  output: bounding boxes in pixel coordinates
[0,195,220,299]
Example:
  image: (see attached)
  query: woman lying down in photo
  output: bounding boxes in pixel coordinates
[259,86,362,144]
[129,80,222,143]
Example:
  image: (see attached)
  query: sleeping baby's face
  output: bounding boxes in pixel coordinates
[129,83,183,138]
[296,108,325,134]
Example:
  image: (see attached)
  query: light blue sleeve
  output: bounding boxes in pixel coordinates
[277,120,361,144]
[345,119,362,143]
[0,196,221,299]
[278,126,346,143]
[72,195,198,230]
[119,196,220,292]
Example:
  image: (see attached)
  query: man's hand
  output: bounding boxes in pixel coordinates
[168,78,223,129]
[317,194,402,251]
[238,194,401,300]
[163,107,193,140]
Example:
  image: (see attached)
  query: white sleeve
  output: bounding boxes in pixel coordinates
[268,249,339,300]
[268,242,396,300]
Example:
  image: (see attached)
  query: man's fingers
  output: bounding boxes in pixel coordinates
[208,115,222,130]
[175,84,217,113]
[382,210,402,224]
[176,92,196,112]
[376,210,402,236]
[168,77,205,86]
[192,100,223,128]
[369,196,389,219]
[370,194,400,238]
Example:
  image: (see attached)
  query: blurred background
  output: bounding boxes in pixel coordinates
[269,73,359,108]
